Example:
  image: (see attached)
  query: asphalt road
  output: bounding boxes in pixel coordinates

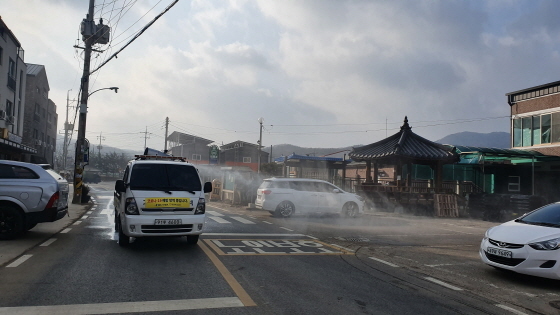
[0,181,558,314]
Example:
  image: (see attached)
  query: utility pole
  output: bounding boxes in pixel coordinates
[164,117,169,152]
[63,89,71,171]
[257,117,264,174]
[143,126,149,149]
[97,131,105,160]
[72,0,95,204]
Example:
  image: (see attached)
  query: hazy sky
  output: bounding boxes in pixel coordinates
[3,0,560,152]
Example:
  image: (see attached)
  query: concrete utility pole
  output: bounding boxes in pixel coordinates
[257,117,264,174]
[97,131,105,159]
[63,89,71,171]
[164,117,169,152]
[72,0,95,204]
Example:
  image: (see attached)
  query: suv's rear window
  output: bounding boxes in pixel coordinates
[0,164,39,179]
[130,164,202,191]
[259,180,290,189]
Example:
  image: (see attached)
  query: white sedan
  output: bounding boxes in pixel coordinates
[480,202,560,279]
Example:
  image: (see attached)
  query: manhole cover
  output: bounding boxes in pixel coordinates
[335,237,370,242]
[549,301,560,309]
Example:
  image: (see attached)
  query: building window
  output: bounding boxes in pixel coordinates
[47,112,52,123]
[5,100,13,116]
[0,46,3,65]
[542,114,551,144]
[522,117,531,146]
[532,116,541,145]
[192,154,201,160]
[508,176,520,192]
[552,112,560,144]
[7,58,16,90]
[243,157,251,163]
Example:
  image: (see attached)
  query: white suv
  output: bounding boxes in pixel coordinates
[113,155,212,246]
[255,178,364,218]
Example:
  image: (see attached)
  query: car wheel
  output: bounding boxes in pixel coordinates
[118,216,130,247]
[0,205,24,240]
[275,201,295,218]
[343,202,358,218]
[187,235,199,245]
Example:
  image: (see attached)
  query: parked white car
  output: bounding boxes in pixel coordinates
[255,178,364,218]
[480,202,560,279]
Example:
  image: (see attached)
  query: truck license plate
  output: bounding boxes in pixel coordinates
[487,247,512,258]
[154,219,182,225]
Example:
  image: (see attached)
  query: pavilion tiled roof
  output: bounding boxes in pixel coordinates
[349,117,459,164]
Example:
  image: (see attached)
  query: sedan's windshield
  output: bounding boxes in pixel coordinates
[129,164,201,192]
[517,203,560,227]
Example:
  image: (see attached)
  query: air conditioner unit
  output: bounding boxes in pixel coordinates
[0,110,5,120]
[5,116,14,125]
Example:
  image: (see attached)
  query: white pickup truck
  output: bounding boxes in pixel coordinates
[0,160,69,239]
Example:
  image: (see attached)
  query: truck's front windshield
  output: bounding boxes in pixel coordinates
[129,164,202,192]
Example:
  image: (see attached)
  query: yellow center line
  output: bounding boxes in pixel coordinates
[199,241,257,307]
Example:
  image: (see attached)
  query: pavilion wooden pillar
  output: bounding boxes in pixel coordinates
[435,161,443,193]
[373,161,379,184]
[366,160,372,183]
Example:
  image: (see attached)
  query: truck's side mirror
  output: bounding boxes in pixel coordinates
[204,182,213,193]
[115,180,126,193]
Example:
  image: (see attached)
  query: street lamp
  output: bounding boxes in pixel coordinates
[71,86,119,204]
[89,86,118,97]
[257,117,264,174]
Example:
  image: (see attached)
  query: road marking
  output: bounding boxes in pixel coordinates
[87,211,93,215]
[199,242,256,307]
[230,216,255,224]
[279,227,294,231]
[424,277,463,291]
[40,238,57,247]
[100,209,112,215]
[0,297,244,314]
[204,233,309,237]
[73,220,82,225]
[369,257,399,267]
[61,228,72,233]
[209,216,231,224]
[206,239,351,255]
[262,221,273,224]
[6,255,32,268]
[329,244,354,252]
[425,263,456,267]
[496,304,528,315]
[207,211,224,217]
[82,215,89,219]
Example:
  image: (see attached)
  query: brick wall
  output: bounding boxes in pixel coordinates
[511,93,560,115]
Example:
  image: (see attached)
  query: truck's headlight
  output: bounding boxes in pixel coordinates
[195,198,205,214]
[125,198,139,215]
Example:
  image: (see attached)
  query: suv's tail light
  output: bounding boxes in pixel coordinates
[46,191,60,209]
[262,190,272,195]
[125,198,139,215]
[195,198,205,214]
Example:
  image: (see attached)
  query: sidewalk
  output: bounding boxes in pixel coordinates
[0,195,91,267]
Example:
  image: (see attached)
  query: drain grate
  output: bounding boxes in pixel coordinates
[335,237,370,242]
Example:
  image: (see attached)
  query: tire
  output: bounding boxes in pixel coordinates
[342,202,359,218]
[275,201,295,218]
[187,235,199,245]
[0,205,24,240]
[118,216,130,247]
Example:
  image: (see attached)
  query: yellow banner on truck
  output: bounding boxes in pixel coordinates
[145,198,193,208]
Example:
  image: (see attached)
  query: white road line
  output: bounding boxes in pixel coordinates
[230,216,256,224]
[424,277,463,291]
[96,196,113,199]
[425,263,456,267]
[73,221,82,225]
[40,238,57,247]
[204,233,309,237]
[262,221,273,224]
[82,215,89,219]
[329,244,354,252]
[280,227,294,231]
[207,211,224,217]
[369,257,399,267]
[306,235,319,240]
[209,216,231,224]
[87,211,93,215]
[496,304,528,315]
[6,255,32,268]
[0,297,244,314]
[61,228,72,234]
